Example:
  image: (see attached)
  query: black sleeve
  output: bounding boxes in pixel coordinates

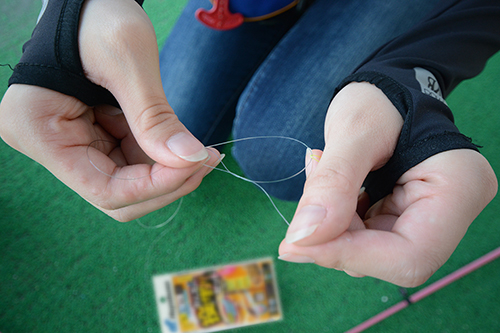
[8,0,145,108]
[335,0,500,204]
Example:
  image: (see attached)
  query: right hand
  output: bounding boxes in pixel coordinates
[0,0,221,221]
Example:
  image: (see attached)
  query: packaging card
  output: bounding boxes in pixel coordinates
[153,258,282,333]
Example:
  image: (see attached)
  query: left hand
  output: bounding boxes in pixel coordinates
[278,82,498,287]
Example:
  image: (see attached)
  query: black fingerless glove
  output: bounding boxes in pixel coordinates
[335,0,500,204]
[8,0,144,108]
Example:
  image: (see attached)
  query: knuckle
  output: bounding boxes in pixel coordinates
[80,4,155,84]
[395,267,432,288]
[103,19,151,54]
[0,92,19,149]
[96,195,137,222]
[133,102,178,135]
[478,157,498,202]
[96,196,135,222]
[84,0,153,51]
[89,189,115,211]
[110,210,135,223]
[394,250,442,288]
[305,159,356,195]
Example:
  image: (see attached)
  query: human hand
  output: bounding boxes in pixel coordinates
[278,82,498,287]
[0,0,220,221]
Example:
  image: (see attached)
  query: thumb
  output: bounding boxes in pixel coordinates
[284,144,371,246]
[284,82,403,246]
[79,0,208,167]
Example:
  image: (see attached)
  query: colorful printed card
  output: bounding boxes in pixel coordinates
[152,258,282,333]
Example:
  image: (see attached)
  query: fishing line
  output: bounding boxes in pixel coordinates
[135,197,184,229]
[87,136,314,227]
[143,226,173,283]
[207,136,311,184]
[87,135,311,184]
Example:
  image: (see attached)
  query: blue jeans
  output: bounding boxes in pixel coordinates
[160,0,439,201]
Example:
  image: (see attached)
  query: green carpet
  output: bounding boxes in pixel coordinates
[1,1,499,332]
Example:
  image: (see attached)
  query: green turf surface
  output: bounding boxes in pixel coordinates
[1,1,499,332]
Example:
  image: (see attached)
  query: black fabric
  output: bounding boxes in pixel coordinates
[336,0,500,204]
[8,0,144,108]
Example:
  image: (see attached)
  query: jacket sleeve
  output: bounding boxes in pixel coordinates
[8,0,145,108]
[335,0,500,204]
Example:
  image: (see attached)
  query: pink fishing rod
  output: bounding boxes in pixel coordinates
[346,246,500,333]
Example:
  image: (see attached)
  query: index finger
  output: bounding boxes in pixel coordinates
[52,143,220,213]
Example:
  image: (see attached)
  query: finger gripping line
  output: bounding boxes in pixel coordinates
[87,136,313,226]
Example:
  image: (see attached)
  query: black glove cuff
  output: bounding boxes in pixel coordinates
[8,0,144,108]
[336,72,479,204]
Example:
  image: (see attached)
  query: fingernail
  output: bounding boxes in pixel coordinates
[203,153,225,177]
[205,151,225,165]
[103,108,123,116]
[305,148,313,178]
[285,205,326,244]
[278,253,315,264]
[358,186,366,200]
[167,132,208,162]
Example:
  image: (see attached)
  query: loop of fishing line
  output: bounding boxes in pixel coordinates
[206,136,312,184]
[87,136,314,227]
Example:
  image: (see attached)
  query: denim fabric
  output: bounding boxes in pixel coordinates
[160,0,439,200]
